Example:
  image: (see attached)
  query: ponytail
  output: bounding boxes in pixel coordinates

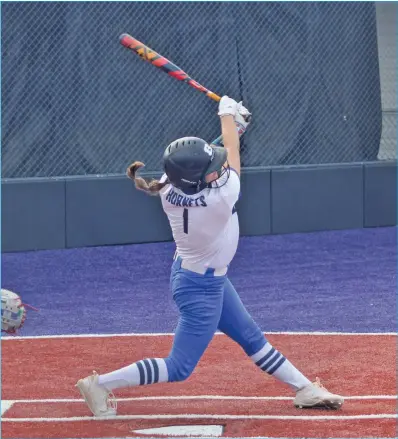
[126,161,169,196]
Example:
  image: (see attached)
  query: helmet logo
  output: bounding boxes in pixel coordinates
[203,144,213,157]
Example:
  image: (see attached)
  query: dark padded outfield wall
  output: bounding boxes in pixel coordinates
[364,162,397,227]
[3,164,396,252]
[1,179,66,252]
[271,165,364,234]
[65,176,173,248]
[235,170,271,236]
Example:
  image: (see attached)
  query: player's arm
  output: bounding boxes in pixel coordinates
[215,98,252,209]
[217,96,241,175]
[212,99,252,176]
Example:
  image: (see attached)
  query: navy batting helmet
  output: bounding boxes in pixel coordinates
[163,137,227,194]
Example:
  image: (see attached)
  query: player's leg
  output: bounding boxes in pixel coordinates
[217,278,343,409]
[76,258,225,416]
[217,277,311,390]
[98,262,225,386]
[164,259,226,382]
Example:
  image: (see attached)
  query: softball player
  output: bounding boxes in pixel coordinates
[76,96,344,417]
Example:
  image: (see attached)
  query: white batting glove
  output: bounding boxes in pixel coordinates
[218,96,238,117]
[235,101,252,135]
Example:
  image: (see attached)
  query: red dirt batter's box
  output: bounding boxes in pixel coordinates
[2,333,396,438]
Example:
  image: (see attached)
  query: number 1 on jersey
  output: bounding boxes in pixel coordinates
[183,208,188,234]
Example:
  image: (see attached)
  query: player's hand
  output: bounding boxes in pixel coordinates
[235,101,252,135]
[218,96,238,117]
[237,102,252,122]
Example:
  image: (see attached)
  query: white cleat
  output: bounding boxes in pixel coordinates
[294,377,344,410]
[75,371,117,417]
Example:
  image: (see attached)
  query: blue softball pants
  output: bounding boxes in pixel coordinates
[164,256,267,382]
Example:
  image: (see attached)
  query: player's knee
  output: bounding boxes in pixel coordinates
[165,357,195,382]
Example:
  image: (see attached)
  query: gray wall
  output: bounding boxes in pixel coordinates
[2,162,396,252]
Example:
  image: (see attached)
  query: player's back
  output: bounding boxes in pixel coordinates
[159,170,240,269]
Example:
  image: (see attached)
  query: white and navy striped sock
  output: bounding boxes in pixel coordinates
[98,358,168,391]
[251,343,311,391]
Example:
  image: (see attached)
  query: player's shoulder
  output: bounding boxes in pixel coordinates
[159,173,170,195]
[220,167,240,190]
[207,167,240,206]
[228,167,240,182]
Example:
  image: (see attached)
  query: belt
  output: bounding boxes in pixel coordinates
[174,253,227,276]
[181,260,228,276]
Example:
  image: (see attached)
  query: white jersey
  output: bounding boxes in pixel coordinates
[159,169,240,269]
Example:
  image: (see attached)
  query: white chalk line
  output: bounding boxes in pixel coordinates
[3,394,397,404]
[2,331,397,340]
[2,414,397,422]
[2,394,395,418]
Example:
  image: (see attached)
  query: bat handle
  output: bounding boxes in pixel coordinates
[211,119,250,147]
[207,91,221,102]
[211,135,224,147]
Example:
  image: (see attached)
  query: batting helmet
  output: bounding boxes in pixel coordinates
[163,137,227,194]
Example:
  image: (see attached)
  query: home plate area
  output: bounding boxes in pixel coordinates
[133,425,224,436]
[2,333,397,438]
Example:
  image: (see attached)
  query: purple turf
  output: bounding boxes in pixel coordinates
[1,227,396,336]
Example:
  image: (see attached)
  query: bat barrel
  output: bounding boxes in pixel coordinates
[119,33,222,103]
